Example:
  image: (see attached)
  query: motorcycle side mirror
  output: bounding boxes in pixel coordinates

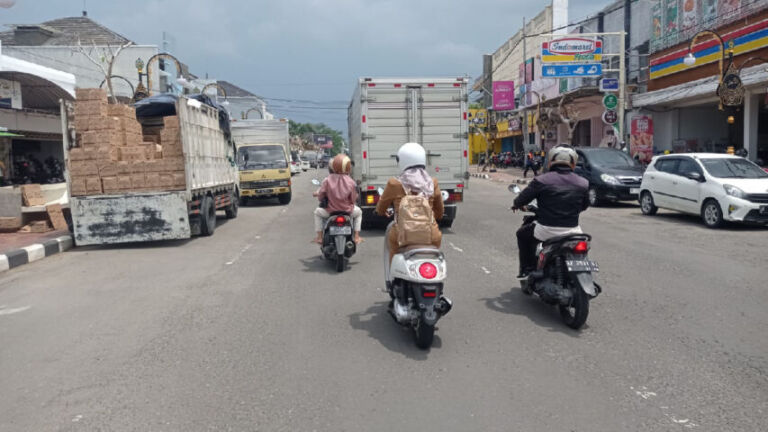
[377,187,384,196]
[508,184,521,194]
[441,190,449,202]
[311,179,321,186]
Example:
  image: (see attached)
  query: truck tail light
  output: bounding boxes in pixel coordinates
[450,192,463,202]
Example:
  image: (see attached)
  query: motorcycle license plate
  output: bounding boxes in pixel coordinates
[629,188,640,195]
[760,206,768,215]
[329,226,352,235]
[565,260,599,272]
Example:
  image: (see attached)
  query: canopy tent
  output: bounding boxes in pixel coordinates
[0,53,75,109]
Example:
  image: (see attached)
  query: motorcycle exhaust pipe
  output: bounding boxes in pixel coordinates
[345,241,355,257]
[437,296,453,316]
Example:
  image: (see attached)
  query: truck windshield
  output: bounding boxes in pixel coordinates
[238,145,287,170]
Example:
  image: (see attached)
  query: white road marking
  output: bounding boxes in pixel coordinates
[481,266,491,274]
[635,390,657,400]
[0,305,31,316]
[72,415,83,422]
[225,244,252,265]
[449,242,463,253]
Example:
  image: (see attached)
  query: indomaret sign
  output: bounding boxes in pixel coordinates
[542,38,603,62]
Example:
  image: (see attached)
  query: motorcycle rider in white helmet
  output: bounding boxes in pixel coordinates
[512,145,590,279]
[376,142,444,264]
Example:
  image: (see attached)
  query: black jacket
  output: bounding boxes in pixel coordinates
[513,166,589,227]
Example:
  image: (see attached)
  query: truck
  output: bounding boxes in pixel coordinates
[63,90,239,246]
[347,77,469,227]
[231,119,292,205]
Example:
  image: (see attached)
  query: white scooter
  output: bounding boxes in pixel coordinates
[381,188,453,349]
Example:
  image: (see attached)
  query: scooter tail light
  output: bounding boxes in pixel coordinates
[335,216,346,226]
[419,262,438,279]
[422,291,437,298]
[573,241,589,253]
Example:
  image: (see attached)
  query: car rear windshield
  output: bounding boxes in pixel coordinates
[700,158,768,179]
[238,145,287,170]
[586,150,639,168]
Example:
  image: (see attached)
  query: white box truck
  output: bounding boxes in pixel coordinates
[348,77,469,227]
[63,95,239,245]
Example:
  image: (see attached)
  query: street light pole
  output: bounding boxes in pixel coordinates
[683,30,733,110]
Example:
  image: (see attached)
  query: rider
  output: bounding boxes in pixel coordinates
[512,145,589,279]
[312,154,363,245]
[376,142,444,264]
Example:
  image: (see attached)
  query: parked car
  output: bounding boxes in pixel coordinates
[304,151,318,168]
[639,153,768,228]
[574,147,644,206]
[300,158,310,171]
[289,155,300,176]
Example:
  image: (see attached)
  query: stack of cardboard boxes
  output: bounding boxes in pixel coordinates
[68,88,186,196]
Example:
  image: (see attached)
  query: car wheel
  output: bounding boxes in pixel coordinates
[588,187,601,207]
[640,191,658,215]
[701,199,724,229]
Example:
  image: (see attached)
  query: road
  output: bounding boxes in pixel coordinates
[1,172,766,431]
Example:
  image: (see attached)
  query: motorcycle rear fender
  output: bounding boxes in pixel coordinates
[334,235,346,256]
[571,272,598,298]
[412,283,442,325]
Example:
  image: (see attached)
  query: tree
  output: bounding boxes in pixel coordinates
[288,121,345,155]
[73,40,133,104]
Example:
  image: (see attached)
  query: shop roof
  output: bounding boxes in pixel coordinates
[0,16,132,47]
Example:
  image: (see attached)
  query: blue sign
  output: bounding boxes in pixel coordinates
[542,63,602,78]
[599,78,619,91]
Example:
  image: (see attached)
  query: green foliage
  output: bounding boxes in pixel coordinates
[469,103,482,110]
[289,120,345,155]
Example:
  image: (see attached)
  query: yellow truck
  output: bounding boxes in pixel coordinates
[232,120,292,205]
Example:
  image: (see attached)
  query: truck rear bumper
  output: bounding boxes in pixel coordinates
[240,187,290,197]
[71,192,191,246]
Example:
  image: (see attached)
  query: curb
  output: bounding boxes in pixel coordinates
[0,235,73,274]
[470,173,491,179]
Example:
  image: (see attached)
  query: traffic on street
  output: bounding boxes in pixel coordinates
[1,1,768,431]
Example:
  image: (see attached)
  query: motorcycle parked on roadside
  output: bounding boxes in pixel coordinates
[312,178,357,272]
[381,188,453,349]
[509,184,602,329]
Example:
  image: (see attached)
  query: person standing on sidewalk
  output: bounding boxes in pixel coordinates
[523,151,539,178]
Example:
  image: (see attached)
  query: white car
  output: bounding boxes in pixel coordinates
[289,156,300,176]
[300,158,310,171]
[639,153,768,228]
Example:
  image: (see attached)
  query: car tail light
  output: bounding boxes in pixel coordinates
[367,186,375,190]
[573,241,589,253]
[419,262,438,279]
[456,184,464,189]
[365,193,379,205]
[335,216,346,226]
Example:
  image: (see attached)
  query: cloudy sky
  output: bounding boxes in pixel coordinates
[1,0,607,133]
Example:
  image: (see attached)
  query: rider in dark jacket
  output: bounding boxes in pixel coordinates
[513,145,589,278]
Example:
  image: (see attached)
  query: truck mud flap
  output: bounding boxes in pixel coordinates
[71,192,191,246]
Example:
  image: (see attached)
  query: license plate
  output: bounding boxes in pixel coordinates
[629,188,640,195]
[329,226,352,235]
[761,206,768,215]
[565,260,599,272]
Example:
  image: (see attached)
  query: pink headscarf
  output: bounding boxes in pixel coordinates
[399,167,434,197]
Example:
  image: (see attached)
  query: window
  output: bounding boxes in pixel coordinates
[676,158,702,177]
[700,158,768,179]
[654,158,679,173]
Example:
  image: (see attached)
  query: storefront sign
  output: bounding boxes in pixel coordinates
[701,0,718,23]
[719,65,745,106]
[682,0,698,32]
[600,78,619,92]
[509,117,522,131]
[542,38,603,63]
[0,78,22,109]
[602,93,618,109]
[664,0,679,41]
[651,1,664,51]
[492,81,515,111]
[630,115,654,164]
[719,0,741,17]
[542,63,602,78]
[602,110,618,125]
[468,108,488,127]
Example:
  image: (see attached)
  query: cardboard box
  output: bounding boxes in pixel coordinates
[73,116,90,131]
[69,160,98,176]
[0,217,22,232]
[97,161,117,177]
[163,115,180,129]
[118,146,145,162]
[130,173,145,189]
[116,161,132,175]
[101,176,119,193]
[76,88,107,101]
[107,104,136,119]
[164,157,185,172]
[162,142,183,157]
[129,161,146,173]
[21,184,46,206]
[145,172,160,189]
[19,220,53,233]
[159,173,174,189]
[46,204,68,230]
[171,171,186,189]
[69,147,87,161]
[117,175,132,191]
[85,176,103,194]
[74,101,107,117]
[70,177,87,196]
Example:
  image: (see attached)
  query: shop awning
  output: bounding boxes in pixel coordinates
[0,131,23,137]
[633,63,768,108]
[0,54,76,98]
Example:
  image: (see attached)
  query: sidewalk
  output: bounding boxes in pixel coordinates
[469,165,535,185]
[0,230,73,273]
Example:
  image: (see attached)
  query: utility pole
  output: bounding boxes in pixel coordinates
[618,30,626,149]
[521,17,527,150]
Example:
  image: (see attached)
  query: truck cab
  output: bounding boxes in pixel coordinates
[237,143,292,205]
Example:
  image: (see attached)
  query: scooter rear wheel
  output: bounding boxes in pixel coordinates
[559,287,589,329]
[335,255,345,272]
[414,320,435,349]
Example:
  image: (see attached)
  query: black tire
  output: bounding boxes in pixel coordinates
[559,287,589,330]
[701,199,724,229]
[335,255,345,272]
[278,191,292,205]
[439,218,454,228]
[225,191,239,219]
[640,191,658,215]
[414,320,435,349]
[200,195,216,236]
[588,187,601,207]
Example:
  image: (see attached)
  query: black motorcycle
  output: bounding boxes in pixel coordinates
[312,179,356,272]
[509,184,602,329]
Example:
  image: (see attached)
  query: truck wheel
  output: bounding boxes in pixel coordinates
[278,191,292,205]
[225,191,239,219]
[200,195,216,236]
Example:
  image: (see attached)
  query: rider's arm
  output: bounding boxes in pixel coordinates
[432,178,444,221]
[376,178,398,216]
[512,179,540,208]
[317,178,328,202]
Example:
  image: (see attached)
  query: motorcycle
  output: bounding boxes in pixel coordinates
[381,187,453,349]
[509,184,602,329]
[312,178,357,272]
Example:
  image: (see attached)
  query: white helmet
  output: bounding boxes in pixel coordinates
[548,145,578,168]
[396,142,426,173]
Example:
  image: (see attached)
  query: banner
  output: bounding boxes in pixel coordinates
[718,0,740,18]
[630,115,654,164]
[651,0,663,50]
[682,0,698,32]
[664,0,679,43]
[492,81,515,111]
[701,0,717,23]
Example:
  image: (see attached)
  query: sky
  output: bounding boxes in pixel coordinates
[1,0,608,134]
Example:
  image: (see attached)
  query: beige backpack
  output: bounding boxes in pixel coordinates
[396,187,434,247]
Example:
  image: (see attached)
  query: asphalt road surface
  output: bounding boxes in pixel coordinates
[1,171,766,431]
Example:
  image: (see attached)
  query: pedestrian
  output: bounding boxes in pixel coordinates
[523,150,539,178]
[599,129,618,148]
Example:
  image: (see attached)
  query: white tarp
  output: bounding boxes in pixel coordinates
[0,53,76,97]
